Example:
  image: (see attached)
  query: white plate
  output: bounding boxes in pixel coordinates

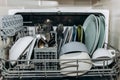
[83,14,98,54]
[63,27,69,45]
[9,36,34,65]
[9,38,23,54]
[27,37,37,64]
[60,52,92,76]
[60,42,88,55]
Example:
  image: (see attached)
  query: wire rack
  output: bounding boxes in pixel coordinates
[0,31,120,80]
[34,47,58,71]
[0,44,120,80]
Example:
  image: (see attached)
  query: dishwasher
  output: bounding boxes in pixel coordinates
[0,8,120,80]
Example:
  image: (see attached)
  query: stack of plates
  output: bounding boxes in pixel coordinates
[63,25,84,44]
[83,14,105,55]
[60,42,92,76]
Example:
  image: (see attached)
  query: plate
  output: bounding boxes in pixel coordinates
[91,16,100,54]
[83,14,98,54]
[77,25,84,42]
[72,25,77,41]
[97,16,105,48]
[27,37,37,64]
[63,27,69,45]
[9,36,34,65]
[68,27,73,42]
[60,52,92,76]
[9,38,23,54]
[66,27,71,43]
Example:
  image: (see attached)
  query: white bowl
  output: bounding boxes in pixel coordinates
[60,52,92,76]
[92,48,115,66]
[9,36,34,65]
[60,42,89,55]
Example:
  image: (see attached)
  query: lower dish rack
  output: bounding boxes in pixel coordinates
[0,44,120,80]
[0,56,120,80]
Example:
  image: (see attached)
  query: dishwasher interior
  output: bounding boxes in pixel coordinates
[0,9,120,80]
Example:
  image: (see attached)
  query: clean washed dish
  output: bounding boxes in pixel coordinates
[63,27,69,45]
[97,16,105,48]
[66,27,71,43]
[83,14,98,54]
[72,25,77,41]
[90,16,100,54]
[77,25,84,42]
[9,36,34,65]
[9,38,23,55]
[92,48,115,66]
[60,52,92,76]
[60,42,89,55]
[68,27,73,42]
[27,37,37,64]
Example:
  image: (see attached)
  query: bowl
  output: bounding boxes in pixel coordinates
[92,48,115,66]
[60,42,89,55]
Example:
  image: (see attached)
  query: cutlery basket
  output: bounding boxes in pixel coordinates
[33,31,58,71]
[34,47,58,71]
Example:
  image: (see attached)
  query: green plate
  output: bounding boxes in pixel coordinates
[97,16,105,48]
[83,14,98,54]
[77,25,84,42]
[91,16,100,54]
